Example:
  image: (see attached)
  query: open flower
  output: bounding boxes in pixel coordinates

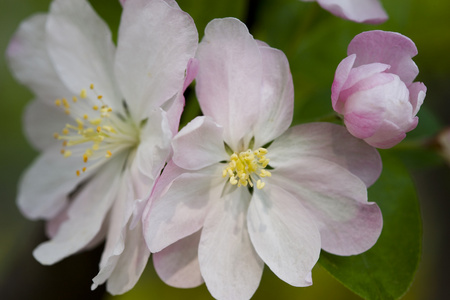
[332,30,426,149]
[144,18,383,300]
[7,0,197,294]
[300,0,388,24]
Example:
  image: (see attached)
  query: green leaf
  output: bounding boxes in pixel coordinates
[319,152,422,300]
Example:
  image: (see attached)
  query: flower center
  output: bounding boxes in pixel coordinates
[222,148,271,189]
[53,84,139,176]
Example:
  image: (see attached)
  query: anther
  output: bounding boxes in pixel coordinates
[72,96,78,103]
[90,84,94,90]
[106,150,112,158]
[97,95,103,100]
[76,170,81,176]
[55,99,61,106]
[80,89,87,99]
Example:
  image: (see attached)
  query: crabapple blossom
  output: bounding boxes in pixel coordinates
[300,0,388,24]
[332,30,426,149]
[7,0,197,294]
[144,17,383,300]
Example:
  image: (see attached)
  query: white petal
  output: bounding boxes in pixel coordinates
[17,143,102,220]
[136,108,172,180]
[172,116,228,170]
[33,153,127,264]
[92,170,131,290]
[115,0,198,119]
[46,0,122,110]
[6,14,71,104]
[253,45,294,146]
[195,18,263,149]
[153,230,203,288]
[144,164,223,252]
[23,99,72,151]
[199,187,264,300]
[269,123,382,187]
[248,186,320,287]
[106,222,150,295]
[271,158,383,256]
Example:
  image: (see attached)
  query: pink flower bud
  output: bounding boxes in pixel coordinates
[332,31,426,149]
[300,0,388,24]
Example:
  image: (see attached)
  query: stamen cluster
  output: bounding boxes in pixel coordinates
[52,84,129,176]
[222,148,271,189]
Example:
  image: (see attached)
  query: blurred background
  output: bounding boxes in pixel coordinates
[1,0,449,299]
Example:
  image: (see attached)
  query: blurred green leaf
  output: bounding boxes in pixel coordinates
[319,152,422,299]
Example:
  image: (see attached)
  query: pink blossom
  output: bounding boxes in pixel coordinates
[144,18,383,300]
[332,30,426,149]
[7,0,197,294]
[300,0,388,24]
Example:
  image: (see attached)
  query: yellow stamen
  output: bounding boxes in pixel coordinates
[80,89,87,99]
[82,167,86,172]
[53,133,59,139]
[72,96,78,103]
[64,150,72,158]
[93,105,98,111]
[90,83,94,90]
[83,114,89,120]
[97,95,103,100]
[223,147,270,189]
[62,128,69,135]
[106,150,112,158]
[55,99,61,106]
[76,170,80,176]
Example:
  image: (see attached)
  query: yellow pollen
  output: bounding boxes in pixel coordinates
[64,150,72,158]
[60,149,65,154]
[76,170,80,176]
[106,150,112,158]
[62,141,68,147]
[96,126,101,133]
[82,167,86,172]
[83,114,89,120]
[53,133,59,139]
[97,95,103,100]
[62,128,69,135]
[80,89,87,99]
[93,105,98,111]
[223,148,271,189]
[62,98,69,108]
[64,109,70,115]
[90,84,94,90]
[55,99,61,106]
[72,96,78,103]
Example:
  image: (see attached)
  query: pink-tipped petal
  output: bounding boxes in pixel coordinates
[308,0,388,24]
[153,230,203,288]
[172,117,227,170]
[195,18,263,149]
[363,120,407,149]
[408,82,427,116]
[271,159,383,256]
[348,31,419,84]
[253,45,294,146]
[248,186,320,287]
[332,54,356,111]
[115,0,198,119]
[199,187,264,300]
[269,123,382,187]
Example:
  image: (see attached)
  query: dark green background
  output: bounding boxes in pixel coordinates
[1,0,449,299]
